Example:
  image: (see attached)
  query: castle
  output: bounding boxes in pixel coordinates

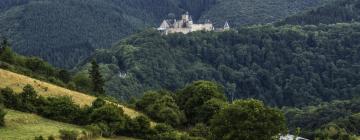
[157,12,230,35]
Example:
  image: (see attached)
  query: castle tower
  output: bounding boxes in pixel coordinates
[224,21,230,30]
[182,12,190,21]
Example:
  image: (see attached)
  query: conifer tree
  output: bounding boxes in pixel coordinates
[89,60,105,95]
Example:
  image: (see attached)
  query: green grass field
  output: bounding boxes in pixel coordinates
[0,109,140,140]
[0,109,86,140]
[0,68,149,139]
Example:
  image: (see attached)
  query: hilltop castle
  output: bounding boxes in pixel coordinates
[157,12,230,35]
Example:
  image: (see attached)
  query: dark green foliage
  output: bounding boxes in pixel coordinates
[18,84,38,112]
[41,96,81,123]
[177,81,226,124]
[0,87,18,109]
[90,104,125,124]
[136,91,185,127]
[0,106,6,127]
[284,98,360,139]
[59,129,79,140]
[122,116,152,138]
[34,136,45,140]
[89,60,105,95]
[47,135,55,140]
[91,98,106,109]
[0,39,14,63]
[210,99,286,140]
[57,70,71,83]
[199,0,330,27]
[0,41,73,87]
[189,123,212,138]
[89,24,360,107]
[278,0,360,25]
[0,0,328,68]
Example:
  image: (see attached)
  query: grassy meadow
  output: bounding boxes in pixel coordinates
[0,109,140,140]
[0,69,142,118]
[0,109,86,139]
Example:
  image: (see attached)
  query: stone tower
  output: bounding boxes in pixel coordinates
[224,21,230,30]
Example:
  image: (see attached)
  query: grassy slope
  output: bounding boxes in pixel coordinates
[0,68,142,118]
[0,109,138,140]
[0,109,86,139]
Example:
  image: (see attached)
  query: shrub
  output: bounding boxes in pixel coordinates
[59,129,79,140]
[41,96,81,123]
[34,136,45,140]
[47,135,55,140]
[0,106,6,127]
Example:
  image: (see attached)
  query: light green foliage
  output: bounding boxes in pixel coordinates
[210,99,286,140]
[0,109,86,139]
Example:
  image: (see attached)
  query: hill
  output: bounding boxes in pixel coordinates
[277,0,360,25]
[0,68,142,118]
[82,23,360,107]
[199,0,331,27]
[0,0,330,68]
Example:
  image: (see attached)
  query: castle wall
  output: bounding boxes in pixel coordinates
[190,24,214,31]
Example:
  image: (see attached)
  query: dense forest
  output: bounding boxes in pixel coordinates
[278,0,360,25]
[82,23,360,108]
[0,0,328,68]
[283,98,360,139]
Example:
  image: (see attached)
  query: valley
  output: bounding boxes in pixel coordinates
[0,0,360,139]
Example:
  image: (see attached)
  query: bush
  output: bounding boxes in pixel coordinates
[0,106,6,127]
[59,129,79,140]
[34,136,45,140]
[1,87,19,109]
[47,135,55,140]
[189,123,212,138]
[41,96,81,123]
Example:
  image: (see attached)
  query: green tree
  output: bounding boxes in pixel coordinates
[0,39,15,63]
[59,129,79,140]
[177,81,226,124]
[57,69,71,83]
[19,85,38,112]
[89,60,105,95]
[90,104,127,136]
[211,99,286,140]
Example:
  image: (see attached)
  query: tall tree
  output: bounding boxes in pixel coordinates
[0,38,14,63]
[89,60,105,95]
[210,99,286,140]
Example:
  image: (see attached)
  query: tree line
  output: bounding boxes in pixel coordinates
[0,80,287,140]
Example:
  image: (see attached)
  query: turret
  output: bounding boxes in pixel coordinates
[182,12,190,21]
[224,21,230,30]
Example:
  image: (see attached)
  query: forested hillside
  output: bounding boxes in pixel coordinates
[284,98,360,139]
[278,0,360,25]
[82,23,360,107]
[0,0,328,68]
[199,0,330,26]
